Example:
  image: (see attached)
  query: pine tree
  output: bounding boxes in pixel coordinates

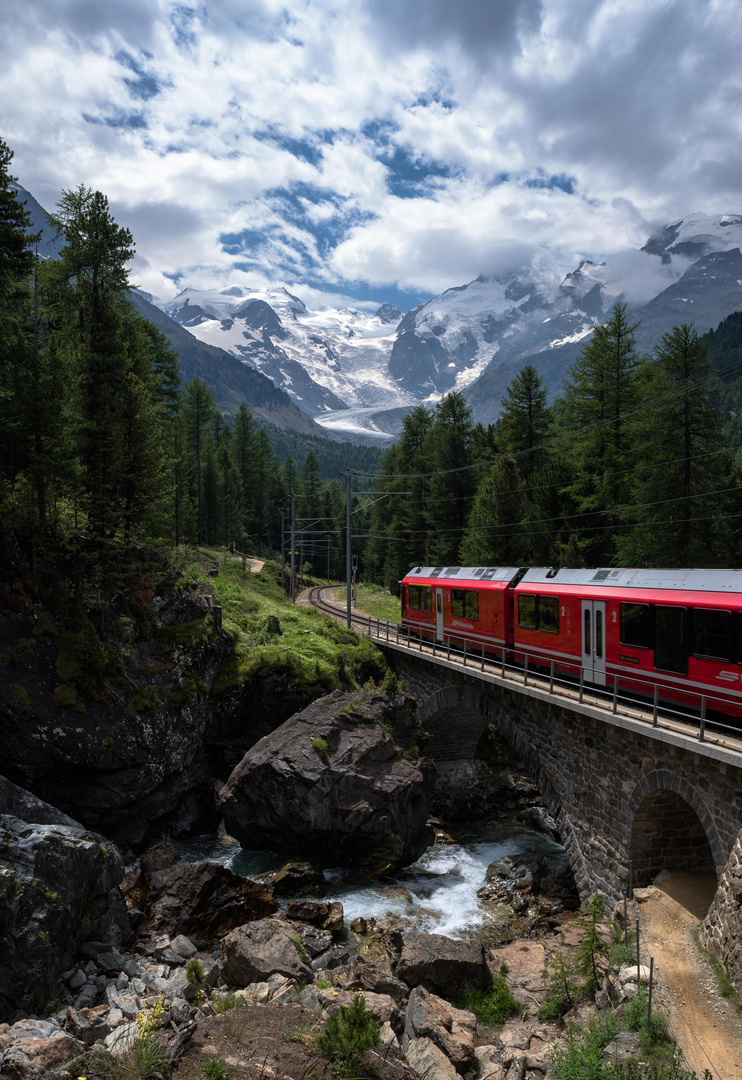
[616,324,731,566]
[460,456,525,567]
[182,377,216,543]
[496,364,550,478]
[559,304,641,565]
[424,392,477,565]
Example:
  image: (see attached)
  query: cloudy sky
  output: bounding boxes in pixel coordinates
[2,0,740,310]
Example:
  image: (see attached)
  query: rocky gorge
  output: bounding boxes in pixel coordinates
[4,544,738,1078]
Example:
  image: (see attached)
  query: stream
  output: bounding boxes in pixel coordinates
[180,815,567,944]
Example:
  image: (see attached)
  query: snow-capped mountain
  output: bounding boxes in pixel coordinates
[159,286,406,418]
[154,212,742,440]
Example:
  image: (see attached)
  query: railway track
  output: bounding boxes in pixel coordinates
[306,584,742,758]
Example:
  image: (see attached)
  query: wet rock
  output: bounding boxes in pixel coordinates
[285,899,343,932]
[221,918,313,986]
[402,986,475,1073]
[270,861,326,897]
[218,690,434,872]
[0,775,131,1023]
[390,931,490,996]
[122,841,276,940]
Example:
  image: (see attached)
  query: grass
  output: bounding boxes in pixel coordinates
[453,972,519,1030]
[695,931,742,1012]
[173,546,389,697]
[334,583,401,624]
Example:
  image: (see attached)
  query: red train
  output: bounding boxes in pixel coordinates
[400,565,742,721]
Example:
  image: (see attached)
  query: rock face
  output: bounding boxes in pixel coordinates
[218,690,434,872]
[0,775,131,1022]
[121,841,276,943]
[701,829,742,993]
[0,574,231,853]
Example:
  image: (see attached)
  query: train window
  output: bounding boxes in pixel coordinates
[654,606,688,674]
[451,588,480,620]
[620,603,651,649]
[539,596,559,633]
[408,584,432,612]
[693,608,732,661]
[518,594,537,629]
[518,593,558,632]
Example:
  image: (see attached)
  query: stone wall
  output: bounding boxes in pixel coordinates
[384,645,742,906]
[700,831,742,994]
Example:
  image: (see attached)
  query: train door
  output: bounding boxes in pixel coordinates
[581,599,606,686]
[435,588,444,642]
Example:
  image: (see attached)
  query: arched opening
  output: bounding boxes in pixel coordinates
[630,789,716,888]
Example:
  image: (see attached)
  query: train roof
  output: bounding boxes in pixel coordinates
[403,565,742,594]
[404,566,523,582]
[520,567,742,593]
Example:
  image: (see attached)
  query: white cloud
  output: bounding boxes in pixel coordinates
[2,0,741,308]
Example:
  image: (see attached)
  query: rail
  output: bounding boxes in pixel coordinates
[307,585,742,757]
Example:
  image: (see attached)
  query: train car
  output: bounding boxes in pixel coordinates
[513,567,742,718]
[401,564,742,719]
[400,565,527,652]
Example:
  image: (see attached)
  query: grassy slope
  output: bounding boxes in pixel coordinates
[174,547,392,697]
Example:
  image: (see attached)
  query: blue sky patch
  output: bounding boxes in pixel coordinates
[525,172,577,194]
[253,127,324,166]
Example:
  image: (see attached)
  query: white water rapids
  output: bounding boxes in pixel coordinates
[180,817,565,942]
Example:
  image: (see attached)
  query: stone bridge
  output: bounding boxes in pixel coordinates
[377,640,742,906]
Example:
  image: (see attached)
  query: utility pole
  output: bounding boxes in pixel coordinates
[344,469,352,628]
[280,510,285,593]
[290,496,296,603]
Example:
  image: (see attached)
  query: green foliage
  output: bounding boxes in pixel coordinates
[454,972,519,1027]
[292,933,310,964]
[311,736,330,765]
[186,959,206,988]
[210,991,242,1014]
[204,1059,229,1079]
[10,682,30,714]
[550,1013,620,1080]
[538,951,583,1020]
[575,893,610,995]
[315,992,381,1077]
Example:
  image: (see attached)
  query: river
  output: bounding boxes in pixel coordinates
[180,815,567,944]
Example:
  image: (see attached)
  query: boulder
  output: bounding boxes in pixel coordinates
[402,987,476,1073]
[0,775,131,1022]
[121,840,276,941]
[221,917,313,986]
[264,861,326,897]
[391,931,490,996]
[317,989,402,1035]
[218,690,434,872]
[285,900,343,932]
[0,1019,85,1078]
[405,1036,459,1080]
[344,956,411,1000]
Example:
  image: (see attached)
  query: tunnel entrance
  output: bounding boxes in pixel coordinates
[630,789,716,889]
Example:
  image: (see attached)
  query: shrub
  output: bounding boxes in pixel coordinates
[454,972,519,1027]
[186,959,206,988]
[538,952,583,1020]
[204,1060,229,1079]
[316,992,380,1077]
[311,736,330,765]
[210,991,242,1013]
[575,893,610,995]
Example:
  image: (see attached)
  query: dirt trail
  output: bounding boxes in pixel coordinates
[637,870,742,1080]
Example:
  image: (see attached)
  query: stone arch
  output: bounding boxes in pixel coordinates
[628,771,722,888]
[418,684,590,897]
